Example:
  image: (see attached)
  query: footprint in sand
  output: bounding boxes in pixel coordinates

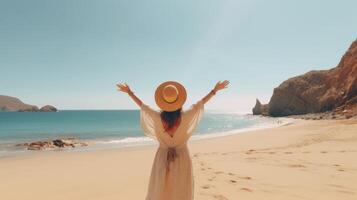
[227,172,252,180]
[289,164,306,168]
[241,187,253,192]
[333,164,341,167]
[245,149,256,154]
[229,179,237,183]
[201,184,213,189]
[320,151,328,154]
[214,171,224,174]
[240,176,252,180]
[213,194,229,200]
[208,176,216,181]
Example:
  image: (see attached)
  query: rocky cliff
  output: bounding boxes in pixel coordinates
[0,95,57,112]
[254,39,357,117]
[0,95,39,112]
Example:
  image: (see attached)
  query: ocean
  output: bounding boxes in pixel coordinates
[0,110,288,157]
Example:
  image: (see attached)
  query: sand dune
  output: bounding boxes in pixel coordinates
[0,119,356,200]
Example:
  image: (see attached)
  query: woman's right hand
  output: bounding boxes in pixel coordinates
[116,83,132,94]
[213,80,230,92]
[116,83,143,106]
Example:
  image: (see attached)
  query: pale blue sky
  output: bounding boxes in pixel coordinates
[1,0,356,112]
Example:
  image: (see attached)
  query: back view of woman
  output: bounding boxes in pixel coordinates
[117,80,229,200]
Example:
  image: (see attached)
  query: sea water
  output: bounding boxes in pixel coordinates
[0,110,289,157]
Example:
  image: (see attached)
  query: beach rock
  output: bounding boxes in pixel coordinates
[252,99,269,115]
[53,139,66,147]
[17,138,88,151]
[40,105,57,112]
[255,39,357,117]
[26,141,54,150]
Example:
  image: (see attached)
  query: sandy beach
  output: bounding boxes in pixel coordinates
[0,119,356,200]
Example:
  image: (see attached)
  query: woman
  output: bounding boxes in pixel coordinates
[117,80,229,200]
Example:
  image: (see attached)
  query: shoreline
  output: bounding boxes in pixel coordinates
[0,116,294,159]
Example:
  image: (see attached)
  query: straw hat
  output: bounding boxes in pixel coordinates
[155,81,187,112]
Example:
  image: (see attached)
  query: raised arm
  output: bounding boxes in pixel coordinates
[201,80,230,104]
[116,83,143,107]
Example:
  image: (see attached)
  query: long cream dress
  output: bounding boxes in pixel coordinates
[140,100,204,200]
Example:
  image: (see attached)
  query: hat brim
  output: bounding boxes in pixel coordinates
[155,81,187,112]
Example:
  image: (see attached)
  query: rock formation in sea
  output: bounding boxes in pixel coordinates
[252,99,269,116]
[0,95,57,112]
[40,105,58,112]
[253,39,357,118]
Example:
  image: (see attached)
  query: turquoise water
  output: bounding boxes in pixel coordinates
[0,110,283,155]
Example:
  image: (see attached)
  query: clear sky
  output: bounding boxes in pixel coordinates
[1,0,356,112]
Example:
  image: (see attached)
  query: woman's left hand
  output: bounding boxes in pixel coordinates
[213,80,230,92]
[116,83,132,94]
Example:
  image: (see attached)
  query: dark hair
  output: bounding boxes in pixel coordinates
[160,109,182,131]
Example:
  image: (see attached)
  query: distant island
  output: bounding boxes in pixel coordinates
[0,95,57,112]
[253,39,357,119]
